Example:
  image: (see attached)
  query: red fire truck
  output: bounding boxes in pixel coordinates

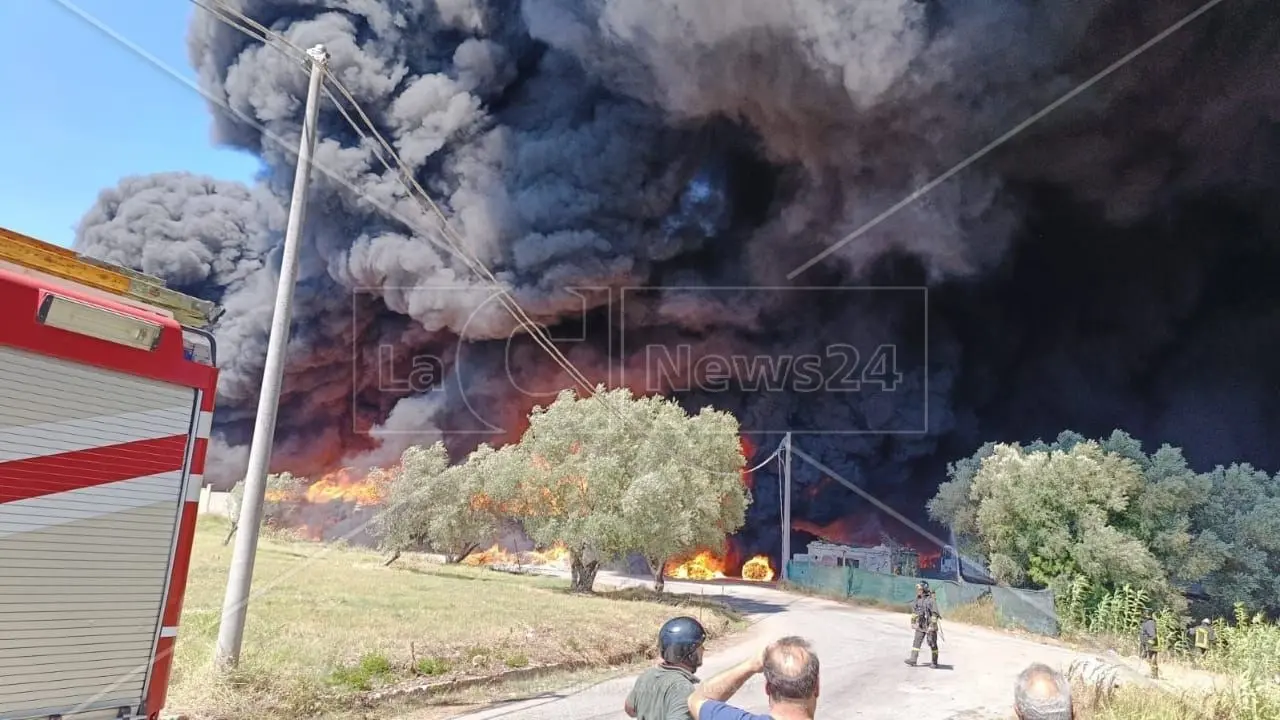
[0,227,220,720]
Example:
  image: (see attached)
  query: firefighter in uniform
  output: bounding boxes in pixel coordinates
[904,580,942,668]
[1192,618,1215,658]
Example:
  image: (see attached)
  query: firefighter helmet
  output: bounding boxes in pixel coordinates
[658,616,707,668]
[917,581,931,594]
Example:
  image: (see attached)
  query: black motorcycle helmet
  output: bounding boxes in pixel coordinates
[658,616,707,669]
[917,581,930,594]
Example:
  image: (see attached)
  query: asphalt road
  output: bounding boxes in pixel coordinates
[456,574,1093,720]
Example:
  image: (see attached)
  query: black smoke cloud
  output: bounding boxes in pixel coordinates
[76,0,1280,561]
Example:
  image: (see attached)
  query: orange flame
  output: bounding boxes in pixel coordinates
[741,555,776,582]
[466,453,587,519]
[303,467,386,506]
[740,436,756,492]
[665,550,727,580]
[463,544,518,566]
[463,542,571,567]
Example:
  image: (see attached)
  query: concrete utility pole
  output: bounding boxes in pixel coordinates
[781,432,792,581]
[215,44,329,669]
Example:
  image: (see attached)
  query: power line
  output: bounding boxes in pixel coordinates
[745,440,784,474]
[192,0,605,404]
[191,0,756,472]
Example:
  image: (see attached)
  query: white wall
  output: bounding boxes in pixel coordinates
[198,487,234,518]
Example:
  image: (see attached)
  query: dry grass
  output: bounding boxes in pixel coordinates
[1073,680,1280,720]
[945,596,1004,628]
[361,663,653,720]
[167,516,741,719]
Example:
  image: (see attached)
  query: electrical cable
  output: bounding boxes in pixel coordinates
[191,0,757,475]
[195,0,587,393]
[744,440,783,474]
[192,0,609,408]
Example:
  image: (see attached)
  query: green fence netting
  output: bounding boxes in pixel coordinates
[786,560,1060,636]
[990,585,1059,636]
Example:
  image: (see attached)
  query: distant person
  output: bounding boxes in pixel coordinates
[1013,663,1073,720]
[687,636,820,720]
[1138,611,1159,679]
[1192,618,1215,658]
[905,580,942,668]
[625,616,707,720]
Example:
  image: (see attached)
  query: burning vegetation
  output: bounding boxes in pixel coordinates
[665,551,727,581]
[461,542,571,569]
[260,388,755,593]
[246,389,795,590]
[657,550,777,583]
[252,434,935,588]
[75,0,1280,589]
[302,468,387,505]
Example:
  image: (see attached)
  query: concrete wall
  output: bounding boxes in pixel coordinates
[198,487,233,517]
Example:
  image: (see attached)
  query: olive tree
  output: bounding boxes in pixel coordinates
[620,403,749,592]
[1191,462,1280,615]
[422,445,505,563]
[223,471,306,545]
[929,439,1168,598]
[371,442,502,565]
[488,386,749,593]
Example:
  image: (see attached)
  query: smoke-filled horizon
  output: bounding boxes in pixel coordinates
[76,0,1280,557]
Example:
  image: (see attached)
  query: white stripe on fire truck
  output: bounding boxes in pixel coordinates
[0,405,194,463]
[0,472,183,539]
[186,473,204,502]
[196,411,213,440]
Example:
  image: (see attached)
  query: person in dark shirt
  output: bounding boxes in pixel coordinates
[686,636,820,720]
[1139,611,1159,679]
[626,616,707,720]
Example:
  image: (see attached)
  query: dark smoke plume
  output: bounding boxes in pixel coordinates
[77,0,1280,563]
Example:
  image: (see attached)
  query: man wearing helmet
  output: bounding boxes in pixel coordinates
[626,616,708,719]
[1191,618,1215,659]
[905,581,942,668]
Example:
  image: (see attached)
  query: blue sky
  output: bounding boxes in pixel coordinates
[0,1,262,248]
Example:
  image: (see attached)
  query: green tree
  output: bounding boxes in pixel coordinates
[370,443,447,563]
[224,471,306,545]
[432,444,507,562]
[488,386,749,593]
[1095,431,1216,583]
[1190,463,1280,615]
[932,428,1280,618]
[929,439,1168,599]
[619,403,749,592]
[371,442,501,564]
[927,440,997,565]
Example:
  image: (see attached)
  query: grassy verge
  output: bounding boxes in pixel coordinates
[1074,680,1280,720]
[943,596,1002,628]
[168,516,742,719]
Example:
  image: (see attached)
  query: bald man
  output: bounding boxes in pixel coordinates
[687,637,820,720]
[1013,663,1073,720]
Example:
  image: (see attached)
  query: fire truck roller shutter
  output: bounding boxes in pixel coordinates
[0,345,197,719]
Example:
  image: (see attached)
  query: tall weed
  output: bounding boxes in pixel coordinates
[1060,581,1280,720]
